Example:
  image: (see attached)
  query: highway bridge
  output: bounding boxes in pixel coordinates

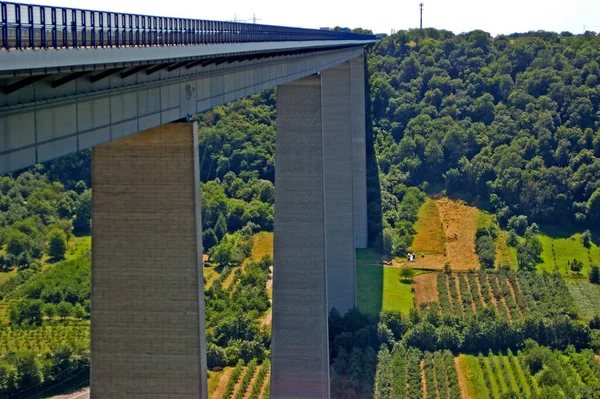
[0,3,377,397]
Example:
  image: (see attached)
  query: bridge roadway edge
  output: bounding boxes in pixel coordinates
[0,46,363,175]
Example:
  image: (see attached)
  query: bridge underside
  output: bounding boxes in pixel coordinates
[0,44,364,175]
[90,55,367,398]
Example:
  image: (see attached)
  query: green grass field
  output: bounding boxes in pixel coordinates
[537,232,600,278]
[357,264,429,317]
[460,355,491,399]
[566,281,600,318]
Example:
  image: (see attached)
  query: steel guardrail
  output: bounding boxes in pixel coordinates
[0,1,375,50]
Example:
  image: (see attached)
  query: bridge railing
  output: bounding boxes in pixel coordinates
[0,2,375,50]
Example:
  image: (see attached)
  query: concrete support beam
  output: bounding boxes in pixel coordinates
[350,55,368,248]
[271,75,330,398]
[91,122,207,398]
[321,62,357,314]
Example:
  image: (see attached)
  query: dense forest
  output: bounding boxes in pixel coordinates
[370,29,600,255]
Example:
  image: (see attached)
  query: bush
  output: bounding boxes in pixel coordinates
[570,259,583,274]
[590,266,600,284]
[581,230,592,248]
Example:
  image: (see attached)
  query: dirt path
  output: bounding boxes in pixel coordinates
[505,277,523,318]
[231,367,249,398]
[475,275,486,309]
[452,275,466,318]
[259,371,271,398]
[421,359,428,399]
[463,274,477,312]
[513,278,529,312]
[212,367,233,399]
[432,358,441,399]
[260,309,272,326]
[242,367,260,399]
[455,356,470,399]
[483,275,500,313]
[488,274,513,319]
[414,272,439,307]
[260,266,274,326]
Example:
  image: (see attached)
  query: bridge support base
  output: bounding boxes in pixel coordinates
[91,122,207,398]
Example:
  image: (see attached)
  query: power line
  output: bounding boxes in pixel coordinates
[419,3,424,30]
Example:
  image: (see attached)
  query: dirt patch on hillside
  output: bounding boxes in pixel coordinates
[437,198,480,270]
[411,198,446,255]
[401,198,481,271]
[413,272,439,306]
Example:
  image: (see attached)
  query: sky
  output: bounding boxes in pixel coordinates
[23,0,600,36]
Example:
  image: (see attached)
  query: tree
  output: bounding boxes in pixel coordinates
[581,230,592,248]
[73,189,92,233]
[8,299,43,326]
[42,303,56,319]
[46,228,67,260]
[399,267,415,283]
[214,213,228,240]
[210,240,235,268]
[203,228,218,252]
[589,265,600,284]
[56,301,73,319]
[73,303,87,319]
[517,232,542,271]
[587,188,600,224]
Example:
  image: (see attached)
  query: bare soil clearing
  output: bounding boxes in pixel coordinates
[402,198,480,270]
[413,272,439,306]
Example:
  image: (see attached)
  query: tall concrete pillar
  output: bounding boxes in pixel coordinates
[350,55,368,249]
[91,122,207,398]
[272,75,330,398]
[321,62,357,314]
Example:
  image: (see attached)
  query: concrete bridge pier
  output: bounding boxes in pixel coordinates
[271,55,365,398]
[350,55,368,249]
[271,74,331,398]
[91,122,207,398]
[322,61,357,315]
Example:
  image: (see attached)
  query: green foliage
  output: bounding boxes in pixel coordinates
[590,265,600,284]
[233,358,257,399]
[73,189,91,234]
[46,228,67,260]
[248,359,270,399]
[371,30,600,228]
[516,232,542,271]
[8,299,43,326]
[223,359,245,399]
[569,258,584,274]
[399,266,415,282]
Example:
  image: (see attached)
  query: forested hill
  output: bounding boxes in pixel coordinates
[369,29,600,228]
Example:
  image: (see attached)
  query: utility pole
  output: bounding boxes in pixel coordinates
[252,13,262,24]
[420,3,424,30]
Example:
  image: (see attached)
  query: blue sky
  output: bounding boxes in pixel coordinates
[25,0,600,36]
